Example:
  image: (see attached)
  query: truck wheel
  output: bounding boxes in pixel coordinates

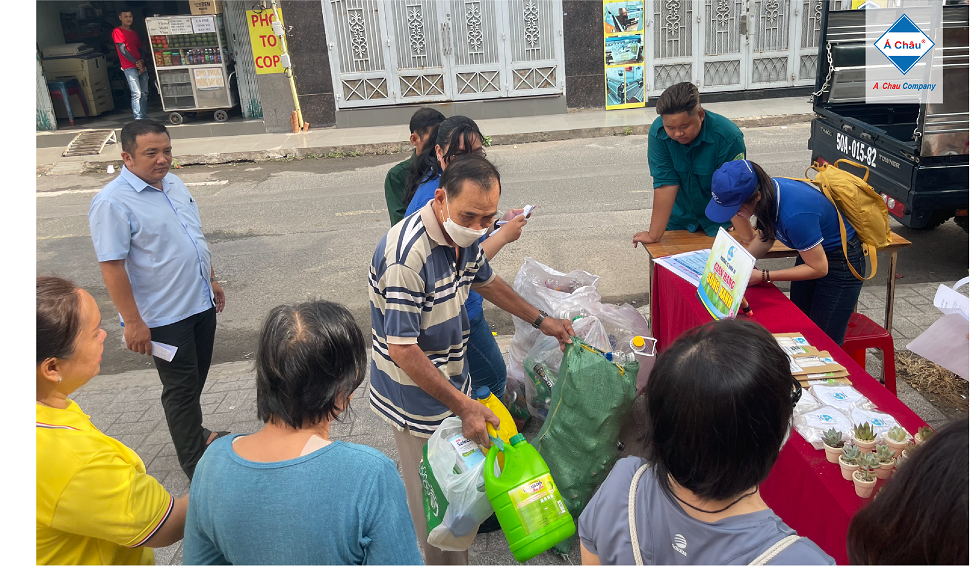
[912,210,954,230]
[168,112,183,125]
[956,215,968,233]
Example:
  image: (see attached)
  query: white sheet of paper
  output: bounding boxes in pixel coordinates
[933,278,969,321]
[907,313,969,381]
[654,249,711,287]
[151,341,178,362]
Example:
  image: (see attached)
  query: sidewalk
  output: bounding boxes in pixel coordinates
[69,283,954,565]
[37,96,814,174]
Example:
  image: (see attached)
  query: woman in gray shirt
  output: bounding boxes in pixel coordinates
[578,319,833,565]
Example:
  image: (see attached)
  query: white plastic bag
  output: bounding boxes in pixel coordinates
[507,258,601,398]
[588,302,655,389]
[794,405,854,449]
[850,408,903,439]
[426,417,494,551]
[809,384,874,414]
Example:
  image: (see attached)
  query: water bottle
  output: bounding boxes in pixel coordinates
[119,314,126,347]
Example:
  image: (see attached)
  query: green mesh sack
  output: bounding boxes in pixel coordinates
[531,338,638,555]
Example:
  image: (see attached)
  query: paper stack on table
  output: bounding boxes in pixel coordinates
[774,333,850,387]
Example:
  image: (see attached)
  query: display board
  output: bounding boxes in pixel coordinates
[603,1,645,110]
[247,9,285,74]
[697,228,756,319]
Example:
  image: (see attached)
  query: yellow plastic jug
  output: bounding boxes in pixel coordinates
[475,386,518,445]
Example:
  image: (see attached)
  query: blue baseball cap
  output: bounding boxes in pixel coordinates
[705,159,759,223]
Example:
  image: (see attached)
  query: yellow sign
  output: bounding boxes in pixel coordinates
[194,67,225,90]
[247,9,285,74]
[604,1,646,110]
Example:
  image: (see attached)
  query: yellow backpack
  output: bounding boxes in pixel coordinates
[791,159,891,281]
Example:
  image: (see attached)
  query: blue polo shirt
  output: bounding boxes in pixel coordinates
[368,202,496,436]
[406,176,487,321]
[88,166,214,328]
[648,110,746,236]
[772,177,856,253]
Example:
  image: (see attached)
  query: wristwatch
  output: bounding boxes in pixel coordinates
[532,310,548,329]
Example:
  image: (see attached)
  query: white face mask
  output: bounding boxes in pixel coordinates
[440,195,488,248]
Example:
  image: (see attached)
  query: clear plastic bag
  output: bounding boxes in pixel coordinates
[850,407,904,439]
[507,259,601,407]
[809,384,874,414]
[793,405,854,449]
[587,302,655,389]
[523,317,611,420]
[425,417,494,551]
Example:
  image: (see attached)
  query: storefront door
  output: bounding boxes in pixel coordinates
[321,0,565,109]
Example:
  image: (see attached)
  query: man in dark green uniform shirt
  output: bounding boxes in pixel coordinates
[633,82,753,246]
[384,108,445,225]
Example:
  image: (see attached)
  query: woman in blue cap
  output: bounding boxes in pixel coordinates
[705,159,864,344]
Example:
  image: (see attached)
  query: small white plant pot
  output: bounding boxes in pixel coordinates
[854,437,876,453]
[875,461,894,480]
[823,443,843,464]
[853,470,877,498]
[885,438,908,457]
[839,456,859,481]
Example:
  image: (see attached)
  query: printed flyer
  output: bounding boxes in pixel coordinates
[603,0,645,110]
[697,227,755,319]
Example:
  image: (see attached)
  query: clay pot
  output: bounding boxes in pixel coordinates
[854,437,876,453]
[823,443,843,464]
[839,455,859,481]
[875,460,894,480]
[853,470,877,498]
[885,437,908,457]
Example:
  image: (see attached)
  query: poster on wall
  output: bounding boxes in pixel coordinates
[604,1,646,110]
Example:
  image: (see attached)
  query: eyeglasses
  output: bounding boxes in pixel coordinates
[791,374,803,407]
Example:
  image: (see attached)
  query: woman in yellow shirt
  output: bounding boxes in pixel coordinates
[36,276,187,565]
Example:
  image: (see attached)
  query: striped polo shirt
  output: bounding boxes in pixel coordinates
[369,202,496,437]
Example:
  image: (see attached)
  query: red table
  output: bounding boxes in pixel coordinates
[650,264,927,565]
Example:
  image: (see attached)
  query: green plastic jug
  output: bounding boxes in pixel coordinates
[484,433,576,562]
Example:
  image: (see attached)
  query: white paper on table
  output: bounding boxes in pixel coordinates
[933,276,969,321]
[654,249,710,287]
[907,313,969,381]
[151,342,178,362]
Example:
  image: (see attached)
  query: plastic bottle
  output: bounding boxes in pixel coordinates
[484,434,576,562]
[475,386,518,446]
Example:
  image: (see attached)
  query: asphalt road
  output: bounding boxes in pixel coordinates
[36,123,969,375]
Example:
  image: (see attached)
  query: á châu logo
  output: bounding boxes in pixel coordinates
[875,14,935,75]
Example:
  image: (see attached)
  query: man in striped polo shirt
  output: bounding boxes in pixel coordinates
[369,155,574,563]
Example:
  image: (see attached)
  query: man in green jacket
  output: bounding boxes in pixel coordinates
[385,108,445,225]
[633,82,754,246]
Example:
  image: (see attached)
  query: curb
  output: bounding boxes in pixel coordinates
[60,112,813,174]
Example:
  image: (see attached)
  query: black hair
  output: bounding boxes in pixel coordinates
[37,277,82,364]
[438,154,501,200]
[120,119,170,154]
[255,300,367,429]
[746,160,779,244]
[847,418,969,565]
[656,81,701,116]
[645,318,795,501]
[404,115,484,207]
[409,107,445,136]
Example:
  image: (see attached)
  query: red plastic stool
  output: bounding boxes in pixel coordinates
[842,313,896,396]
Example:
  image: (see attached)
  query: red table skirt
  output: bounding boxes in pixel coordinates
[650,264,927,565]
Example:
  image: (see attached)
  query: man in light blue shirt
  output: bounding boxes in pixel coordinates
[89,119,227,480]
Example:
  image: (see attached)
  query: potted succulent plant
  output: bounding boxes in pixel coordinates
[853,452,879,498]
[839,444,861,481]
[853,421,877,453]
[885,425,909,457]
[915,426,935,445]
[822,428,845,463]
[873,444,895,479]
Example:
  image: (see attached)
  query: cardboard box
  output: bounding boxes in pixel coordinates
[190,1,223,15]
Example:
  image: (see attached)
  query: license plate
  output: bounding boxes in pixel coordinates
[836,131,878,168]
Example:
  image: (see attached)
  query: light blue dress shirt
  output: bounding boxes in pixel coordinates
[89,166,214,328]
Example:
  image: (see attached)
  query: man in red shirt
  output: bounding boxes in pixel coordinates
[113,10,148,119]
